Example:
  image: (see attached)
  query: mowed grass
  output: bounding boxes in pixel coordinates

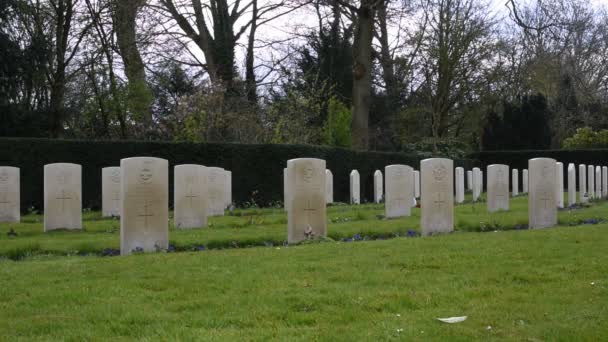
[0,193,606,258]
[0,223,607,340]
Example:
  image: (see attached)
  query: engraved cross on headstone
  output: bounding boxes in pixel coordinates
[303,198,317,225]
[111,192,120,209]
[138,200,154,231]
[56,190,72,212]
[0,193,9,212]
[393,194,408,208]
[185,188,199,208]
[540,191,551,209]
[434,192,446,210]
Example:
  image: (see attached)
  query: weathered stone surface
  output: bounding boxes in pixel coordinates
[0,167,20,223]
[44,163,82,231]
[523,169,529,193]
[528,158,557,229]
[588,165,595,199]
[325,169,333,204]
[350,170,360,204]
[567,163,576,207]
[472,167,482,201]
[455,167,465,203]
[512,169,519,196]
[284,168,289,211]
[579,164,587,203]
[602,166,608,198]
[287,158,326,243]
[174,164,208,229]
[208,167,227,216]
[421,158,454,235]
[414,170,420,198]
[385,165,414,218]
[120,157,169,255]
[224,170,232,208]
[467,170,473,191]
[596,166,602,199]
[102,167,121,217]
[487,164,509,212]
[556,162,564,208]
[374,170,383,203]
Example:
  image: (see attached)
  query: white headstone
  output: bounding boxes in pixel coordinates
[595,166,602,199]
[287,158,326,243]
[512,169,519,197]
[487,164,509,212]
[567,163,576,207]
[385,165,414,218]
[284,168,289,211]
[472,167,482,201]
[349,170,360,204]
[528,158,557,229]
[44,163,82,231]
[120,157,168,255]
[102,167,121,217]
[208,167,226,216]
[455,167,465,204]
[588,165,595,199]
[467,170,473,191]
[373,170,383,203]
[325,169,333,204]
[224,170,232,208]
[522,169,529,193]
[579,164,587,202]
[556,162,564,208]
[414,170,420,198]
[602,166,608,198]
[421,158,454,235]
[174,164,208,229]
[0,167,20,223]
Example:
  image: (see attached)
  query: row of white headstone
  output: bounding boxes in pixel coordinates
[2,157,605,255]
[0,160,232,238]
[284,157,606,244]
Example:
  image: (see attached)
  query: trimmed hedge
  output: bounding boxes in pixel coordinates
[0,138,476,211]
[471,149,608,189]
[471,149,608,170]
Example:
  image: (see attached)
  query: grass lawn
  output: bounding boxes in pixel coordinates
[0,193,607,340]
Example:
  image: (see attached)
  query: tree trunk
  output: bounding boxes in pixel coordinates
[112,0,151,122]
[351,0,375,150]
[245,0,258,103]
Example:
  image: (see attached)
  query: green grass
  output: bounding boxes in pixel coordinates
[1,223,607,340]
[0,193,605,259]
[0,193,607,340]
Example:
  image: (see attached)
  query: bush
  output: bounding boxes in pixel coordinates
[0,138,474,211]
[562,127,608,149]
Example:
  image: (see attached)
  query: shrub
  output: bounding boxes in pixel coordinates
[562,127,608,149]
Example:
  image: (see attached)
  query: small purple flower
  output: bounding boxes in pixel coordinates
[353,234,363,241]
[406,230,418,237]
[194,245,206,251]
[167,245,176,253]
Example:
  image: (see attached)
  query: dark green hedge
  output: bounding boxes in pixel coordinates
[470,149,608,170]
[471,149,608,188]
[0,138,476,211]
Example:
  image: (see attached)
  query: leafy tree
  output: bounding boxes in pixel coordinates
[321,98,352,147]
